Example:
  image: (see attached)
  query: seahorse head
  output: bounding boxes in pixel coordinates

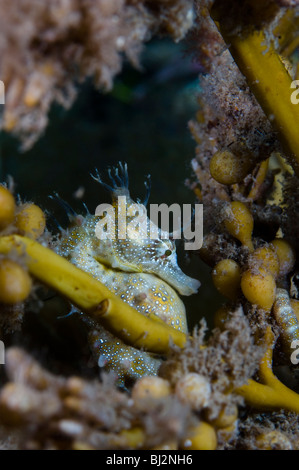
[91,163,200,296]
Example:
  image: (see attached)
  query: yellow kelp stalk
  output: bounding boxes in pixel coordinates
[211,3,299,177]
[237,327,299,414]
[0,235,187,355]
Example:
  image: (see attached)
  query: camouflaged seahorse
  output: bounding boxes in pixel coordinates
[56,163,200,382]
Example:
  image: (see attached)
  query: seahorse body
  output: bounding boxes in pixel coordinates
[56,164,200,381]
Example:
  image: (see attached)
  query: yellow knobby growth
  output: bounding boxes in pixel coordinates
[0,258,32,304]
[209,149,254,185]
[131,376,171,401]
[107,426,146,449]
[271,238,295,277]
[241,268,276,312]
[175,372,211,410]
[0,186,16,230]
[212,258,241,300]
[181,421,217,450]
[250,245,280,279]
[224,201,254,251]
[118,427,145,449]
[209,404,238,429]
[15,203,46,239]
[211,8,299,177]
[0,235,187,355]
[75,425,162,450]
[236,327,299,414]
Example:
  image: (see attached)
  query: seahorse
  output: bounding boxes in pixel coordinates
[56,163,200,382]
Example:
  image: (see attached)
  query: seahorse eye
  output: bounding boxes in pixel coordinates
[164,249,172,257]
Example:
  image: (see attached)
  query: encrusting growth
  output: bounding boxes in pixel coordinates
[0,0,194,149]
[188,0,299,449]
